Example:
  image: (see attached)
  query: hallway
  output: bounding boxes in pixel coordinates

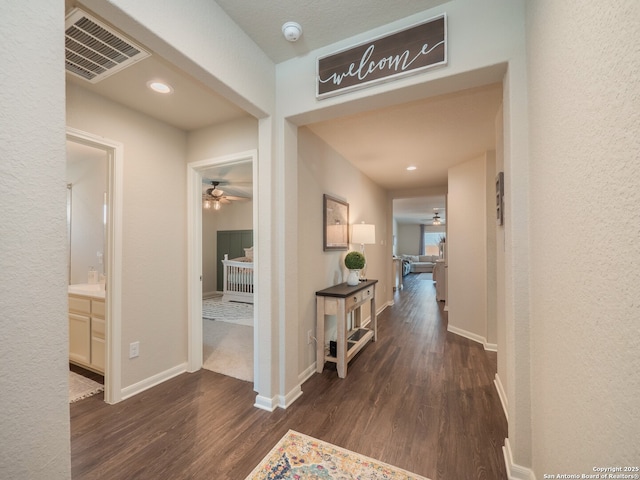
[70,273,507,479]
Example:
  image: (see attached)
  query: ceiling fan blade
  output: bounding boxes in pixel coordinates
[224,195,250,202]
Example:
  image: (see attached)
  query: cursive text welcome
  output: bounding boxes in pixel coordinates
[319,40,445,87]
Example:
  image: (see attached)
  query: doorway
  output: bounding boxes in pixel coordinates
[186,150,258,381]
[66,127,123,404]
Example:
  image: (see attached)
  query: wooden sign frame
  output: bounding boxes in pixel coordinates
[317,13,447,99]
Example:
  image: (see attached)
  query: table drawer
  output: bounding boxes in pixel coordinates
[345,292,362,311]
[360,287,373,302]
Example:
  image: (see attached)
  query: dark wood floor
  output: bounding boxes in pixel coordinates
[70,273,507,479]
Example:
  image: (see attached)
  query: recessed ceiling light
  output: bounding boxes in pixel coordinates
[406,166,417,171]
[147,81,173,94]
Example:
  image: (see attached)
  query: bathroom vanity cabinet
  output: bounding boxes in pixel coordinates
[69,293,105,374]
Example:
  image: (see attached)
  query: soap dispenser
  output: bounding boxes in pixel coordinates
[88,266,98,284]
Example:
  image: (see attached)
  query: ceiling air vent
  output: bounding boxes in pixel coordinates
[65,8,150,83]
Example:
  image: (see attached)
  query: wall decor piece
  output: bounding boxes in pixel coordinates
[323,194,349,251]
[317,13,446,99]
[496,171,504,226]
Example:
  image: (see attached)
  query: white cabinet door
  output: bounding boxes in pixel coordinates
[69,313,90,365]
[90,314,105,372]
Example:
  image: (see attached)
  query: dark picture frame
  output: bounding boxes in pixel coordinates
[496,171,504,226]
[323,194,349,251]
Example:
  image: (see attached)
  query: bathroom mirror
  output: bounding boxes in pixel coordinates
[66,140,108,285]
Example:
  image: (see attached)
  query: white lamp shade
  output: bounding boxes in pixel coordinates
[352,223,375,245]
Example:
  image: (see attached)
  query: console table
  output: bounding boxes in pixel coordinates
[315,279,377,378]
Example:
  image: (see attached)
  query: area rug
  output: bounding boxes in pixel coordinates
[245,430,430,480]
[202,295,253,326]
[202,319,253,382]
[69,371,103,403]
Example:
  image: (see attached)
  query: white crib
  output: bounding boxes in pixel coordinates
[221,253,254,303]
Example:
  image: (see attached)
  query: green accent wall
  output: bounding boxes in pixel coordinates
[216,230,253,290]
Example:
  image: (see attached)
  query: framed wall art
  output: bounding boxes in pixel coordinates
[323,194,349,251]
[496,171,504,226]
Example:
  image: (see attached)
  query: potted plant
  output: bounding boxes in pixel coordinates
[344,251,365,286]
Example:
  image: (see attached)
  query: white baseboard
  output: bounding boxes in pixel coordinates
[279,384,303,409]
[503,439,536,480]
[484,342,498,352]
[447,324,497,352]
[254,394,278,412]
[254,384,304,411]
[494,373,508,420]
[120,362,187,400]
[299,362,317,385]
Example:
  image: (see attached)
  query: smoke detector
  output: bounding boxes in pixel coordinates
[65,8,150,83]
[282,22,302,42]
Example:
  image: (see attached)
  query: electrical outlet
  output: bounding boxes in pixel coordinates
[307,329,313,345]
[129,341,140,358]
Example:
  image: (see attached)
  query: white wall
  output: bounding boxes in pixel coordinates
[495,107,507,396]
[0,2,70,479]
[187,117,258,161]
[397,224,422,255]
[447,154,489,343]
[66,84,188,389]
[485,151,497,346]
[527,0,640,474]
[395,224,446,256]
[297,127,390,374]
[188,118,259,296]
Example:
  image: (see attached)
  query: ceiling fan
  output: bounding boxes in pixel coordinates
[432,208,443,225]
[202,181,249,210]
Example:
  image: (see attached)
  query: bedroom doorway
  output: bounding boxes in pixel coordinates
[186,151,258,383]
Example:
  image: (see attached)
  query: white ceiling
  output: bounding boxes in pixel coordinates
[306,84,502,191]
[65,1,502,225]
[214,0,450,64]
[393,197,446,225]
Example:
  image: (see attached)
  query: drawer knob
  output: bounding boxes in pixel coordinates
[353,296,358,302]
[367,290,370,295]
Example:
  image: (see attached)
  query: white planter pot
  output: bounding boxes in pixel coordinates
[346,269,360,286]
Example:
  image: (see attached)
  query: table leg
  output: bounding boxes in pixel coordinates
[337,301,347,378]
[316,298,325,374]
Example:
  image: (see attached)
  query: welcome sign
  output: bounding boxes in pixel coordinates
[317,14,447,99]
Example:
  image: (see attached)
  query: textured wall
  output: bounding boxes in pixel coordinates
[0,2,71,479]
[527,0,640,473]
[66,84,188,388]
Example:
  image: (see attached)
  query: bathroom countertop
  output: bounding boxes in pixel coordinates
[68,283,105,299]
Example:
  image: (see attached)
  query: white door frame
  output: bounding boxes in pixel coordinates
[186,150,258,373]
[66,127,123,404]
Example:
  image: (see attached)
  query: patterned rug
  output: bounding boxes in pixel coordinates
[202,295,253,326]
[69,371,103,403]
[245,430,429,480]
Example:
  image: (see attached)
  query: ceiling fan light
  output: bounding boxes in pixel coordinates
[203,199,211,209]
[213,200,221,211]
